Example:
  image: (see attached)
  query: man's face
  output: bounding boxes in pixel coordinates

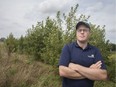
[76,25,90,43]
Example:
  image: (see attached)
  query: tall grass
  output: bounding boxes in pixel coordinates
[0,42,61,87]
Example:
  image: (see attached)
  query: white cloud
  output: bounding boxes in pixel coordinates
[86,2,103,13]
[38,0,68,13]
[24,0,77,21]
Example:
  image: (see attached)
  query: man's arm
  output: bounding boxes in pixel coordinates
[59,61,102,79]
[69,62,107,81]
[59,65,85,79]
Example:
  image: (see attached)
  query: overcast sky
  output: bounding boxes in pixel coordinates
[0,0,115,43]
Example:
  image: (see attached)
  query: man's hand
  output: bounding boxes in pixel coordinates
[68,63,77,70]
[59,66,85,79]
[90,61,102,69]
[68,61,107,80]
[69,61,102,71]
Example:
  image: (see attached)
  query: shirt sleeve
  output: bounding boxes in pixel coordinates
[58,44,71,67]
[94,48,107,70]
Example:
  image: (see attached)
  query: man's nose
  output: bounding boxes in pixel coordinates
[80,30,84,33]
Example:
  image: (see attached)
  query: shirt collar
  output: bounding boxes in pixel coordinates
[74,41,92,50]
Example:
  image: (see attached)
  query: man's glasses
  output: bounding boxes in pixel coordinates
[77,29,90,33]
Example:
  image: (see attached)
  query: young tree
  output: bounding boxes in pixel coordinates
[5,33,17,56]
[40,17,63,65]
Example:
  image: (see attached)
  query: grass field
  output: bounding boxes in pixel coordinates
[0,42,115,87]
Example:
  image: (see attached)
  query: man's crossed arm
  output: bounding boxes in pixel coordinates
[59,61,107,80]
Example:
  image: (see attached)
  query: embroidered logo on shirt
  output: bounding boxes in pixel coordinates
[88,54,95,58]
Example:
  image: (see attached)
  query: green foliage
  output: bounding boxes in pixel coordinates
[17,22,46,60]
[17,35,24,54]
[107,53,116,82]
[40,17,63,65]
[109,43,116,51]
[0,37,6,42]
[5,33,17,56]
[94,81,115,87]
[89,25,111,64]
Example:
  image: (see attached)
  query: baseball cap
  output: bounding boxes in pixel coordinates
[76,21,91,30]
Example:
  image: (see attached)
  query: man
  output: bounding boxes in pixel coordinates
[59,21,107,87]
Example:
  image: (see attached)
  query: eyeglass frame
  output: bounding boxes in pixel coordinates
[76,28,90,33]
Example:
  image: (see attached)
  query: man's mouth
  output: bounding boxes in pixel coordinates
[80,36,85,38]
